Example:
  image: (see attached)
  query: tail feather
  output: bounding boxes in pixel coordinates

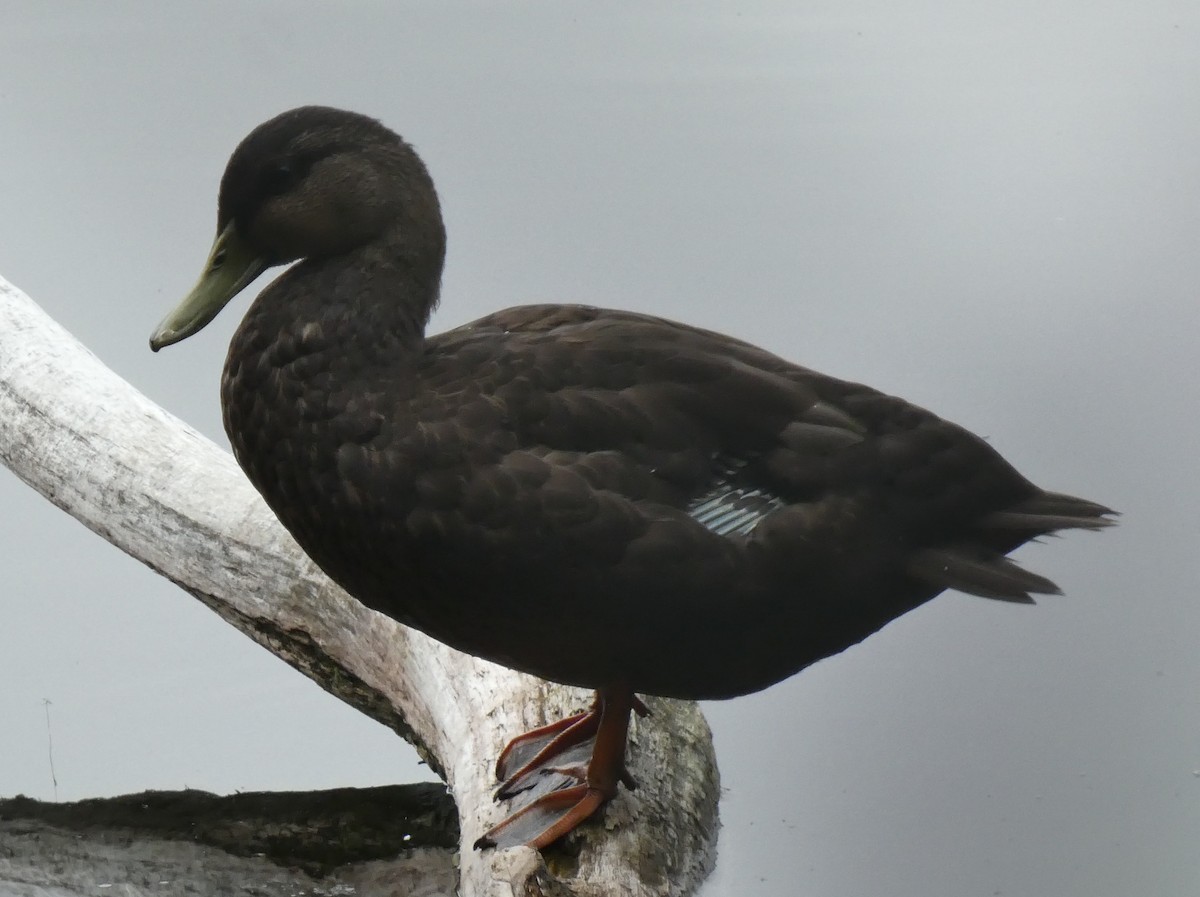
[909,547,1058,603]
[985,492,1117,535]
[909,490,1115,603]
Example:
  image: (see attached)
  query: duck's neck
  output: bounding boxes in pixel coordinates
[287,227,445,356]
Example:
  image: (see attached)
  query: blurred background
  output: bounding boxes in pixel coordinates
[1,3,1196,894]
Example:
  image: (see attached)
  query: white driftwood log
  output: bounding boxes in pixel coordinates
[0,274,720,897]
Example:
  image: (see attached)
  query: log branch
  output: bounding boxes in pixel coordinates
[0,275,719,896]
[0,785,459,897]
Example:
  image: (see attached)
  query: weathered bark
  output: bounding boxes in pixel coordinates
[0,274,720,896]
[0,786,460,897]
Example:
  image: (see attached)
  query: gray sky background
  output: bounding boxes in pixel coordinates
[2,3,1197,895]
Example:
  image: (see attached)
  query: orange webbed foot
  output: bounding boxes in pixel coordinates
[476,689,642,850]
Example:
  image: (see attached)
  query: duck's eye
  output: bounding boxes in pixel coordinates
[261,159,298,196]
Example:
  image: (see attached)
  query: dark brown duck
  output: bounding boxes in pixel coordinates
[150,106,1114,850]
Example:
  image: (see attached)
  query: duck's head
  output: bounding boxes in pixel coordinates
[150,106,445,351]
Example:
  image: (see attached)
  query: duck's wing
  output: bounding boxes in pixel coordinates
[423,305,1113,603]
[424,303,854,511]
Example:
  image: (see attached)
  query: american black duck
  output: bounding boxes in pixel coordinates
[150,106,1113,850]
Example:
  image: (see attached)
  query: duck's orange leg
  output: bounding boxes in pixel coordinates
[475,688,639,850]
